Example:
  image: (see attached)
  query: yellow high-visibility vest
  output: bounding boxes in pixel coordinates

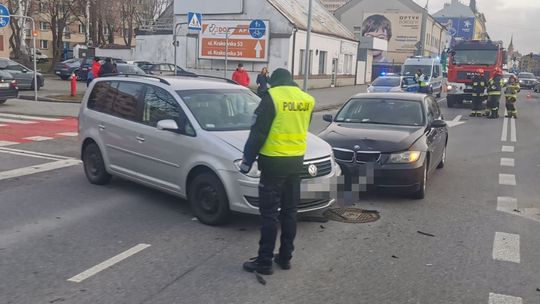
[259,86,315,157]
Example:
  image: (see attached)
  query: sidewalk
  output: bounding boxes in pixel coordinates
[1,84,367,118]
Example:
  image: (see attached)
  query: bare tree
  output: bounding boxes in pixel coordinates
[40,0,74,66]
[120,0,136,46]
[6,0,32,64]
[135,0,172,24]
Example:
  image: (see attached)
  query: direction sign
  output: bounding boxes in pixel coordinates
[199,20,270,62]
[188,12,202,31]
[0,4,10,29]
[249,19,265,39]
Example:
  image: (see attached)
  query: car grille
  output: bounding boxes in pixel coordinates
[356,152,381,163]
[245,196,331,210]
[457,71,490,81]
[300,158,332,179]
[333,148,354,162]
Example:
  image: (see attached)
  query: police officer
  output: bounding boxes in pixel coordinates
[487,68,503,119]
[415,69,429,94]
[504,75,520,118]
[470,69,487,117]
[240,68,315,275]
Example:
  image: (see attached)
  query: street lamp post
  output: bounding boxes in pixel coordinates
[303,0,313,91]
[1,14,38,101]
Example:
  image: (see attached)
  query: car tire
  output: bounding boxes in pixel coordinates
[188,172,230,226]
[437,145,447,169]
[412,161,428,200]
[82,143,112,185]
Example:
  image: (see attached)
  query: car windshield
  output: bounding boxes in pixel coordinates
[116,64,146,74]
[372,77,400,87]
[452,50,498,65]
[518,73,535,78]
[402,77,417,86]
[335,98,425,126]
[177,89,260,131]
[402,65,432,77]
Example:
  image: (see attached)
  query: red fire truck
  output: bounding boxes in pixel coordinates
[446,40,506,108]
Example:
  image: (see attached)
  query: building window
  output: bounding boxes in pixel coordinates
[39,40,48,49]
[343,54,353,75]
[299,49,313,75]
[308,50,313,75]
[299,49,305,75]
[39,22,49,31]
[318,51,327,75]
[79,24,85,34]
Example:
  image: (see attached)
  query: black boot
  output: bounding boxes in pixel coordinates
[274,254,291,270]
[243,258,273,275]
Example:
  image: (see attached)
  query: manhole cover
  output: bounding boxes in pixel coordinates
[323,208,380,224]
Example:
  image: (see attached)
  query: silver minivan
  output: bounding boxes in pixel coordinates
[78,75,339,225]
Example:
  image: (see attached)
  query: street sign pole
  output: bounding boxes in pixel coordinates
[224,27,243,79]
[303,0,313,91]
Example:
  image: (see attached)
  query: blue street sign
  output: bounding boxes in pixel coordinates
[249,19,266,39]
[187,12,202,31]
[0,4,10,29]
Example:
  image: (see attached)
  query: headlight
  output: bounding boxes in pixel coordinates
[447,85,453,90]
[233,160,261,178]
[388,151,422,164]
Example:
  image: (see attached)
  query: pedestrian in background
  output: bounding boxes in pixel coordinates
[240,68,315,275]
[256,67,270,96]
[470,69,486,117]
[232,63,250,87]
[91,57,101,79]
[98,58,117,77]
[415,69,429,94]
[487,67,503,119]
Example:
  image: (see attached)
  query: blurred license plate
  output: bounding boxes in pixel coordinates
[55,71,61,74]
[0,83,9,88]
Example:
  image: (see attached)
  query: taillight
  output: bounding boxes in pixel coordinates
[10,80,17,89]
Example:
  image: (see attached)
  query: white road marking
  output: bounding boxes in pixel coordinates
[500,158,515,167]
[445,115,466,128]
[452,115,462,122]
[68,244,151,283]
[0,117,37,124]
[0,159,81,181]
[501,116,508,142]
[501,146,514,153]
[56,132,78,137]
[437,97,446,104]
[23,136,54,142]
[0,141,18,147]
[0,149,62,161]
[0,124,6,127]
[0,147,71,160]
[0,113,62,121]
[499,174,516,186]
[492,232,520,263]
[488,293,523,304]
[497,197,518,212]
[510,118,516,143]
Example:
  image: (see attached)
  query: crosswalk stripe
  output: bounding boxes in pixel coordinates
[0,124,6,127]
[488,293,522,304]
[56,132,78,137]
[0,113,62,122]
[0,118,37,124]
[0,141,18,147]
[23,136,55,141]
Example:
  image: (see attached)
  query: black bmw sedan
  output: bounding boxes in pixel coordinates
[319,93,448,199]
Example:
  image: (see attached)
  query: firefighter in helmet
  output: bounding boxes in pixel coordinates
[486,67,503,119]
[470,69,487,117]
[504,74,520,119]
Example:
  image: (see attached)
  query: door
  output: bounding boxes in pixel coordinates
[426,97,445,169]
[98,81,145,176]
[134,84,198,193]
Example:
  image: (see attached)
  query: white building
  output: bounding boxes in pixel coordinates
[135,0,359,89]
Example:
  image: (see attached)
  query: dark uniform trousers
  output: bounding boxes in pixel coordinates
[488,95,501,116]
[472,95,484,111]
[257,172,301,265]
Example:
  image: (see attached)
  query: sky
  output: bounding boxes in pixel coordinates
[413,0,540,54]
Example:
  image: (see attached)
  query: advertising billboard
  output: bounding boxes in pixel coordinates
[362,13,422,64]
[435,17,475,44]
[199,20,270,62]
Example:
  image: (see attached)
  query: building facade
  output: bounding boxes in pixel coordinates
[319,0,350,13]
[433,0,488,45]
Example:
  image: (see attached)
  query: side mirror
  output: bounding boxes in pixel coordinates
[21,69,28,73]
[157,119,180,132]
[431,119,447,128]
[323,114,333,122]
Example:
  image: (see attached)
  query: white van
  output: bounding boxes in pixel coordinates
[401,57,444,97]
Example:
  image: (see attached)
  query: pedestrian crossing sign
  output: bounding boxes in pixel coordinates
[188,12,202,31]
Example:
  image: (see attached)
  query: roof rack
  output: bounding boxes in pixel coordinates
[179,73,239,85]
[100,73,171,85]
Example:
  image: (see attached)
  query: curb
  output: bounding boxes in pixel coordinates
[19,94,82,104]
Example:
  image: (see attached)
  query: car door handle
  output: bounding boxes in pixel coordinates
[98,124,106,131]
[136,136,145,143]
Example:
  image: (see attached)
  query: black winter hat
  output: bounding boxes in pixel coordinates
[268,68,298,87]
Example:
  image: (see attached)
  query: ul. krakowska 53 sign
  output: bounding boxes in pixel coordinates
[199,20,270,62]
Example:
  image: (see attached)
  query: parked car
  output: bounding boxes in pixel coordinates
[319,93,448,199]
[146,63,196,76]
[367,75,419,93]
[79,75,339,225]
[502,72,514,85]
[534,81,540,93]
[31,50,49,63]
[517,72,538,89]
[76,57,128,81]
[0,71,19,104]
[113,63,147,75]
[54,58,83,80]
[0,58,44,90]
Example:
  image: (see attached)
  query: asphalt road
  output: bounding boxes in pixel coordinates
[1,90,540,304]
